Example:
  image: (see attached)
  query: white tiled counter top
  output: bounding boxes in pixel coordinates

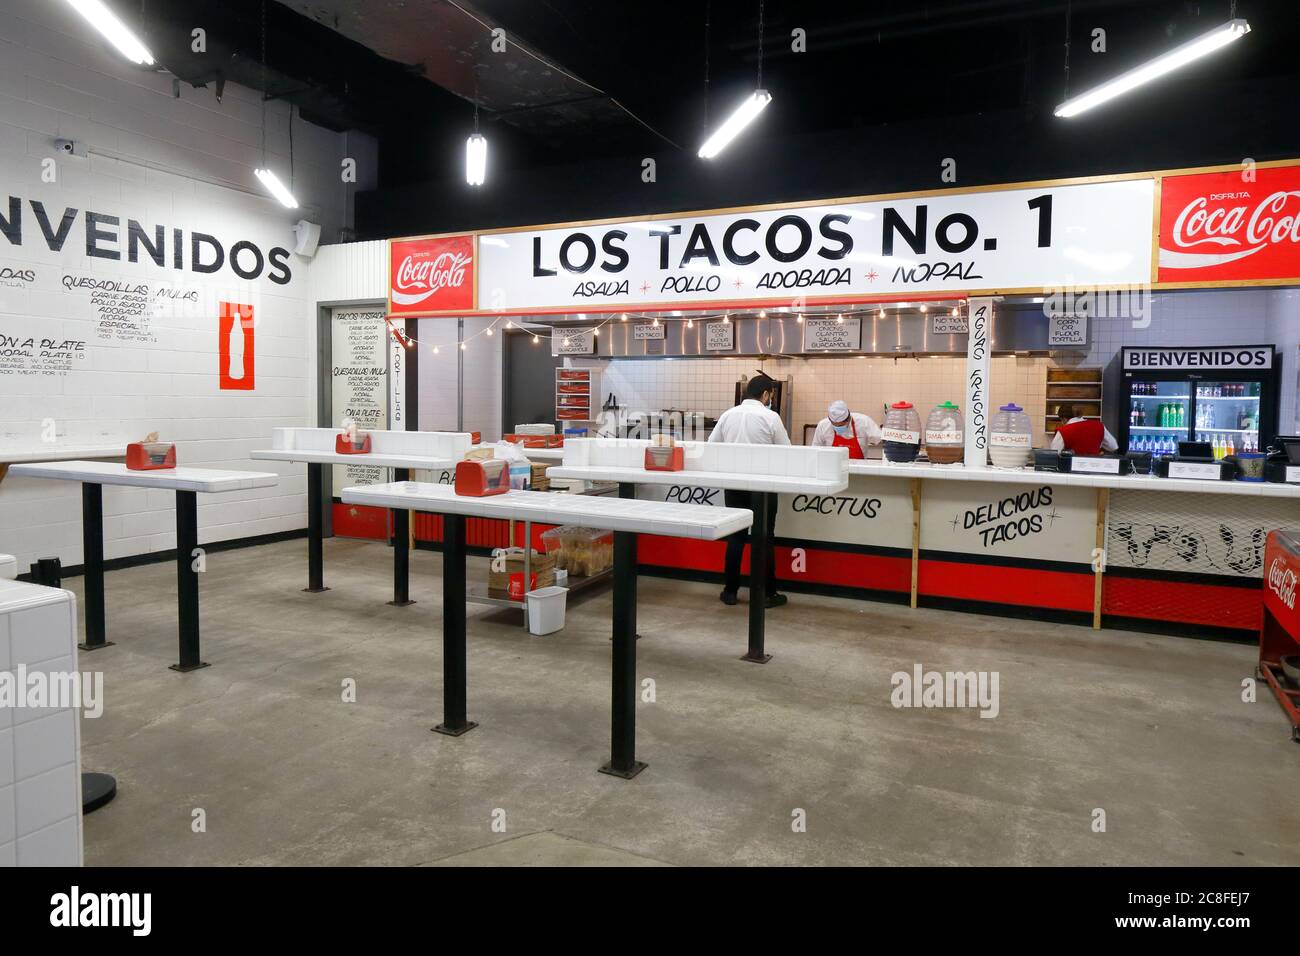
[548,465,847,495]
[342,482,752,540]
[252,427,470,471]
[0,578,83,867]
[8,461,279,493]
[550,438,849,494]
[847,459,1300,498]
[251,448,460,470]
[0,441,125,465]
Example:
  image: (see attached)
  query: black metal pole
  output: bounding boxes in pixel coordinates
[433,513,475,736]
[614,482,642,642]
[389,467,414,606]
[304,462,328,593]
[600,528,646,778]
[78,483,111,651]
[742,491,772,663]
[170,490,208,672]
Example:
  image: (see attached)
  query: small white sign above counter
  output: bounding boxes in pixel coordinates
[803,316,861,352]
[552,328,596,355]
[705,321,734,352]
[632,322,665,340]
[930,313,968,335]
[1048,313,1088,347]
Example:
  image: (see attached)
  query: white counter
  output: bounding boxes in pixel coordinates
[0,442,125,465]
[847,459,1300,498]
[8,461,279,493]
[548,464,847,495]
[342,481,752,540]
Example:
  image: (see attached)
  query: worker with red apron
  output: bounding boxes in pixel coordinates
[1050,402,1119,455]
[812,400,882,458]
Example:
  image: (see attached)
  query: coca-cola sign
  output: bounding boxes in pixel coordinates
[1158,164,1300,283]
[388,235,475,315]
[1264,531,1300,635]
[1268,556,1296,611]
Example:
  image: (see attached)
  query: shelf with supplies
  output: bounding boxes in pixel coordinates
[554,366,602,430]
[1045,366,1103,441]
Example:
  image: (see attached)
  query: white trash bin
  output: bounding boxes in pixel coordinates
[526,585,569,636]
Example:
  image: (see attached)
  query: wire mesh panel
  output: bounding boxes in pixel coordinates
[1104,489,1300,628]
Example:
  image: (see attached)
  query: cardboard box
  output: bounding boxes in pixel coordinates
[488,548,556,599]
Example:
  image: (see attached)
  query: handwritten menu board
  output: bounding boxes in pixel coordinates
[331,307,388,496]
[802,316,861,351]
[705,321,734,351]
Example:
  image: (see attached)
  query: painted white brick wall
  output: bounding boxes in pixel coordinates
[0,0,372,571]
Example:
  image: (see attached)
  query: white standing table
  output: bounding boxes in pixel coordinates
[7,461,278,671]
[547,463,848,663]
[342,481,751,778]
[251,446,458,605]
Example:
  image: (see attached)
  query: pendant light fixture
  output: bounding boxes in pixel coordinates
[466,77,487,186]
[253,0,299,207]
[64,0,154,64]
[1055,2,1250,118]
[698,0,771,158]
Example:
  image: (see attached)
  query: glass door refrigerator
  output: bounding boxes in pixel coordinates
[1119,346,1279,458]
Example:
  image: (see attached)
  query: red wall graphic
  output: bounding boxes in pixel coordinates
[219,301,255,390]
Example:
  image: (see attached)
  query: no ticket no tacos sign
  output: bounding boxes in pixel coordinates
[387,160,1300,317]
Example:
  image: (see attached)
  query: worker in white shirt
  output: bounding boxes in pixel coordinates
[811,399,882,460]
[709,374,789,608]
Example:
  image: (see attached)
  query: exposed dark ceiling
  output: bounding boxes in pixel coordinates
[99,0,1300,235]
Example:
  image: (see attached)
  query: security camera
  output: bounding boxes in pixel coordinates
[54,139,75,154]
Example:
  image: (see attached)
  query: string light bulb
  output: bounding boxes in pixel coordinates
[836,313,844,324]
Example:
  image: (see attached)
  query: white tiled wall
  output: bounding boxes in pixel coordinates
[0,580,83,867]
[0,0,371,571]
[597,354,1054,444]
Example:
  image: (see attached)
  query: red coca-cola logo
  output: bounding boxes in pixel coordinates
[389,236,475,314]
[1158,165,1300,282]
[1269,556,1297,610]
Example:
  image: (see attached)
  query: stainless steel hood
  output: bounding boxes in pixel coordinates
[534,302,1062,358]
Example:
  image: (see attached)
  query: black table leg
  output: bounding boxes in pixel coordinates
[600,528,646,778]
[78,483,112,651]
[741,491,772,664]
[614,482,643,643]
[170,490,208,672]
[304,462,329,593]
[433,513,476,736]
[389,467,415,606]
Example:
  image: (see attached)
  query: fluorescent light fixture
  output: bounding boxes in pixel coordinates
[254,168,298,208]
[1055,19,1250,117]
[65,0,155,65]
[698,90,772,158]
[466,133,487,186]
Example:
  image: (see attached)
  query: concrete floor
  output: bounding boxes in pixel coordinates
[71,537,1300,866]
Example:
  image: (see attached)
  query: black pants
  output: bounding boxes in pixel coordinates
[723,490,778,596]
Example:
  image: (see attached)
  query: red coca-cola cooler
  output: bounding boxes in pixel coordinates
[1259,529,1300,741]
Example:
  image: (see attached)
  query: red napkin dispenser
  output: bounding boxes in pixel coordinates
[644,446,684,471]
[455,459,510,496]
[335,432,372,455]
[126,442,177,470]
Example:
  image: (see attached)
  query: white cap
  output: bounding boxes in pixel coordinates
[828,400,849,422]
